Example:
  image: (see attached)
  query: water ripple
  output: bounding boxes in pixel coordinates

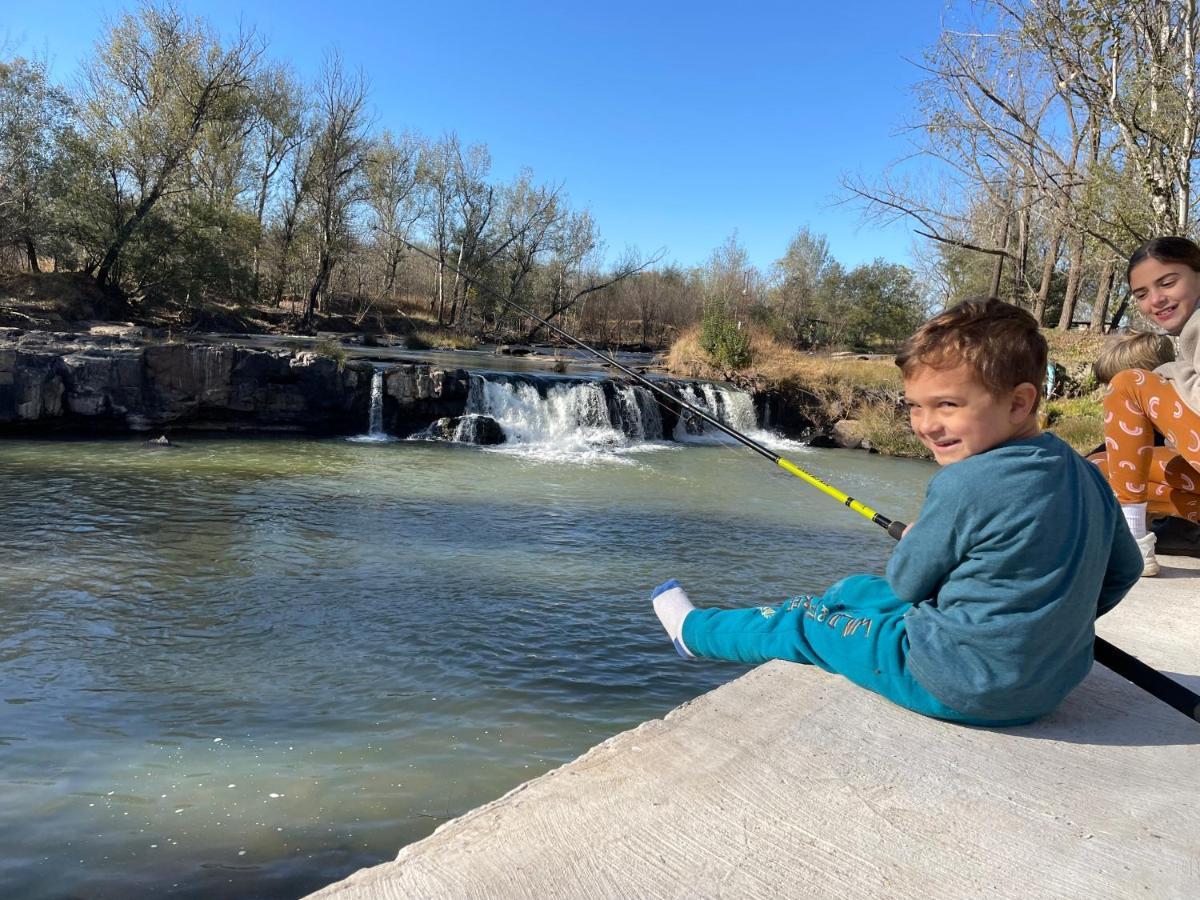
[0,435,929,899]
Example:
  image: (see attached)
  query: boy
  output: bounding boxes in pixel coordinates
[1092,330,1175,385]
[652,298,1143,726]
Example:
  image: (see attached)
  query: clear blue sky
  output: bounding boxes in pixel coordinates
[7,1,945,273]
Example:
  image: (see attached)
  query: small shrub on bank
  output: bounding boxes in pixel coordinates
[313,337,348,371]
[1043,397,1103,455]
[857,401,931,459]
[699,303,752,370]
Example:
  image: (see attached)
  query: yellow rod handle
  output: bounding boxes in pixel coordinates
[775,456,882,523]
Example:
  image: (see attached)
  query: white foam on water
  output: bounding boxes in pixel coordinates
[419,373,793,465]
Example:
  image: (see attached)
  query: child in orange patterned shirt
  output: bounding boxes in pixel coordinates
[1103,237,1200,576]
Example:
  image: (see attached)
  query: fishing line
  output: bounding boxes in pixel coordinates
[389,235,908,538]
[385,233,1200,724]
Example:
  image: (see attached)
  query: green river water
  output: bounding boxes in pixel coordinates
[0,434,934,898]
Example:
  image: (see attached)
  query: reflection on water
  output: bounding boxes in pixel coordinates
[0,435,932,898]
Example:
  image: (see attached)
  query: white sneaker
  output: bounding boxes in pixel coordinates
[1136,532,1160,577]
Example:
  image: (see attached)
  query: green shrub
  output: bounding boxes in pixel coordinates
[699,302,752,370]
[313,337,348,372]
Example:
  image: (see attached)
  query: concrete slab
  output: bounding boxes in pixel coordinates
[310,557,1200,900]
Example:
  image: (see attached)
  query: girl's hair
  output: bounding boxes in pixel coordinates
[895,296,1047,410]
[1127,236,1200,281]
[1093,331,1175,384]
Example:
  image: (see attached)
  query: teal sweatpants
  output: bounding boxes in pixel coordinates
[680,574,1031,726]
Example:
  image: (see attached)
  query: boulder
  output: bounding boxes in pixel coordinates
[424,414,505,445]
[383,366,471,434]
[831,419,865,450]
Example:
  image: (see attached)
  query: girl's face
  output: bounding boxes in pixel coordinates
[1130,256,1200,335]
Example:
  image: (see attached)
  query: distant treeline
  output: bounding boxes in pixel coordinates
[0,1,931,352]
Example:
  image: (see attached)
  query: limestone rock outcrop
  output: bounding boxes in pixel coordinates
[0,329,470,435]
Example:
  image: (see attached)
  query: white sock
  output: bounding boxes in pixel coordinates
[1122,503,1148,540]
[651,579,696,659]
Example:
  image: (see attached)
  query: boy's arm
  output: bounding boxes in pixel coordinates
[886,478,964,604]
[1097,520,1143,618]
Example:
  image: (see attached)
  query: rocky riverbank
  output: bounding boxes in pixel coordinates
[0,327,777,441]
[0,326,473,436]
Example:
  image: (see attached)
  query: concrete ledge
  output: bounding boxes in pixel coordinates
[311,557,1200,899]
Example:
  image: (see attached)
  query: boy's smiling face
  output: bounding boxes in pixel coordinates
[903,363,1041,465]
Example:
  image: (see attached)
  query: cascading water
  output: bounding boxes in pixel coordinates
[348,369,395,443]
[419,372,759,454]
[463,375,640,452]
[368,370,384,435]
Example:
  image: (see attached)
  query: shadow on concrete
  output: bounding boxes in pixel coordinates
[1152,564,1199,579]
[1164,669,1200,692]
[1001,667,1200,747]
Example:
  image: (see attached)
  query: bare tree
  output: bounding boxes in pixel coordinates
[418,133,456,322]
[247,63,305,296]
[302,51,369,328]
[447,140,495,326]
[1014,0,1200,237]
[364,129,422,298]
[268,120,313,307]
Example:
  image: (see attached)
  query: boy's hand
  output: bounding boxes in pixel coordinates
[902,520,916,538]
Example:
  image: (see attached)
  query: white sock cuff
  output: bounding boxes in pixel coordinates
[1122,502,1148,539]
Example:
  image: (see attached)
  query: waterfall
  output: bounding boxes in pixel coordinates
[421,372,758,452]
[464,375,631,450]
[367,370,384,436]
[348,369,394,443]
[671,381,758,442]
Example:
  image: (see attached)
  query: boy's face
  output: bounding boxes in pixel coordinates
[903,363,1040,465]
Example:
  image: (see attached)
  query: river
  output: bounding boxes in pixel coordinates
[0,426,934,898]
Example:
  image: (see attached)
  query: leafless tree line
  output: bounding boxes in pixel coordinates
[844,0,1200,331]
[0,1,666,340]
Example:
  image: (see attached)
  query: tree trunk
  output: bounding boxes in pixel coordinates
[24,236,40,273]
[95,183,167,288]
[1056,232,1086,330]
[989,215,1010,297]
[1034,227,1062,325]
[447,243,467,326]
[385,247,399,297]
[1109,297,1129,331]
[1014,205,1030,303]
[304,247,332,329]
[433,256,444,321]
[1089,261,1115,333]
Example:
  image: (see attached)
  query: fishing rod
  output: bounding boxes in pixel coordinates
[392,235,1200,725]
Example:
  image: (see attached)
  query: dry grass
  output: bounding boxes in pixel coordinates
[667,326,903,389]
[857,400,930,459]
[1043,396,1104,455]
[666,325,1111,458]
[407,328,478,350]
[1044,330,1107,370]
[667,326,904,425]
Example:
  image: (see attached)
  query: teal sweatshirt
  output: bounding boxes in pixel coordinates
[889,431,1143,722]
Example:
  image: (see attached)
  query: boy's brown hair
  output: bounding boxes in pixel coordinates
[1092,331,1175,384]
[895,297,1048,410]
